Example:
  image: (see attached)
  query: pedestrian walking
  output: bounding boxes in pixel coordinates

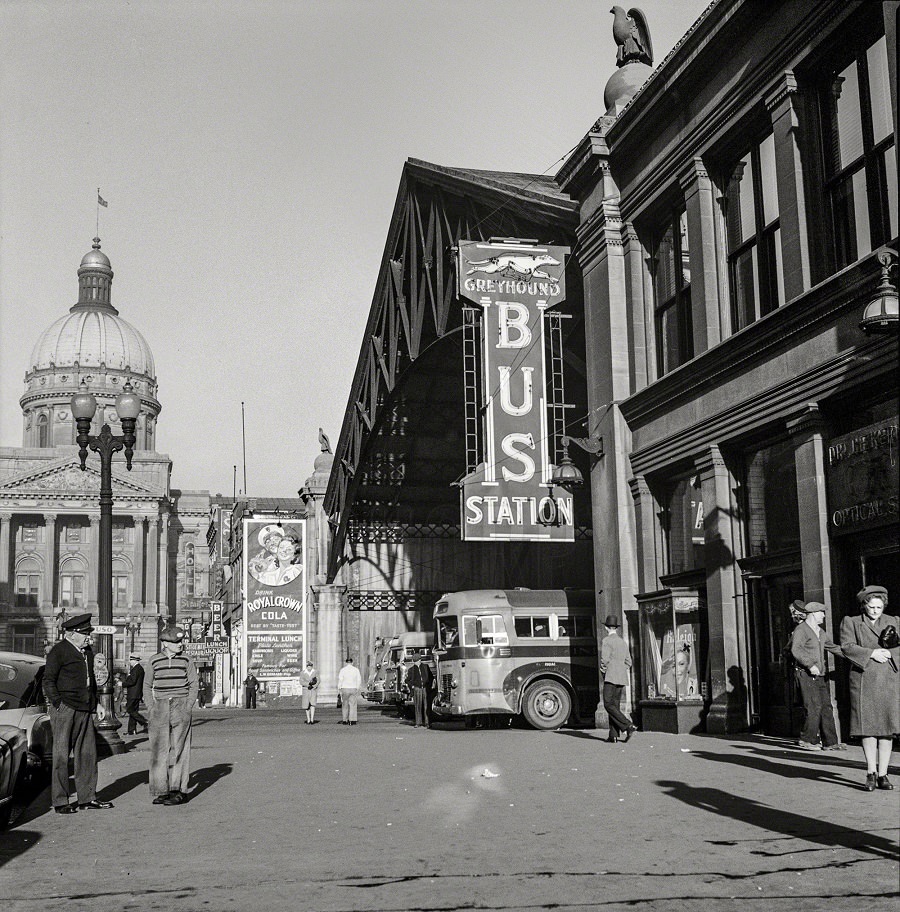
[42,614,114,814]
[840,585,900,792]
[599,614,636,743]
[337,656,362,725]
[244,672,259,709]
[300,660,319,724]
[789,601,844,751]
[122,653,148,735]
[406,654,434,728]
[145,626,198,806]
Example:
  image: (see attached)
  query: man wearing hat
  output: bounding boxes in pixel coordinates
[599,614,637,743]
[122,653,148,735]
[144,626,198,805]
[42,614,114,813]
[790,601,844,751]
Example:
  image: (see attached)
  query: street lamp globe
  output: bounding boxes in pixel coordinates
[71,382,98,420]
[115,380,141,421]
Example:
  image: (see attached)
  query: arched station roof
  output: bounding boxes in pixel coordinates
[323,158,592,581]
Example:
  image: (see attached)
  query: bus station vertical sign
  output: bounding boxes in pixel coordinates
[457,239,574,542]
[242,518,306,694]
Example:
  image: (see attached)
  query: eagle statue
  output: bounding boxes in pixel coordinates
[318,427,332,454]
[611,6,653,67]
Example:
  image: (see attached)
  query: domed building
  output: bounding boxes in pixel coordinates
[0,239,211,663]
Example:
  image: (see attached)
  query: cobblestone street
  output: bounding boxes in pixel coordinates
[3,705,898,911]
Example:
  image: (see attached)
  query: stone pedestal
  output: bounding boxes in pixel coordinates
[313,584,345,704]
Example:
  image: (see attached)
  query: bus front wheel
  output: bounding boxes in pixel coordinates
[521,680,571,731]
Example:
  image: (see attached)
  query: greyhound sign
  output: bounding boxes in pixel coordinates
[457,239,573,542]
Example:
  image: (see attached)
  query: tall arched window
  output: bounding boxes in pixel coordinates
[15,557,41,607]
[112,558,129,609]
[38,414,49,448]
[59,557,86,608]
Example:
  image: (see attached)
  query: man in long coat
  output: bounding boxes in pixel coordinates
[123,653,148,735]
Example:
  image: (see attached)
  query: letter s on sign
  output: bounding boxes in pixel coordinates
[501,433,535,483]
[497,303,532,349]
[465,496,484,525]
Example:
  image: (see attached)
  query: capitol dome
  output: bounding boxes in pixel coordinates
[20,238,161,451]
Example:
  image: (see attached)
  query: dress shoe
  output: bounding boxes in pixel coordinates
[877,775,893,790]
[865,773,877,791]
[623,725,637,743]
[822,743,846,751]
[54,805,78,815]
[161,791,187,805]
[349,721,357,726]
[606,735,618,743]
[796,741,822,751]
[78,800,114,810]
[152,794,171,805]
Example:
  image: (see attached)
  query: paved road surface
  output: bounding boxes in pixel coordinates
[3,703,898,911]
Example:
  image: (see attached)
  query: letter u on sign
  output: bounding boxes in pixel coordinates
[498,366,534,417]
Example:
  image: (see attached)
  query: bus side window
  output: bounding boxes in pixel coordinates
[479,614,509,646]
[463,616,479,646]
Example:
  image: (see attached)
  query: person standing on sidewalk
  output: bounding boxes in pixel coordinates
[599,614,636,744]
[42,614,114,814]
[790,601,844,752]
[122,654,148,735]
[840,585,900,791]
[244,672,259,709]
[406,654,434,728]
[144,627,198,806]
[337,657,362,725]
[300,661,319,724]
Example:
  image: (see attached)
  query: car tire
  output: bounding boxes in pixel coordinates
[521,679,572,731]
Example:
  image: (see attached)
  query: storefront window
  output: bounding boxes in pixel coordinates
[661,474,705,574]
[744,439,800,555]
[639,592,703,702]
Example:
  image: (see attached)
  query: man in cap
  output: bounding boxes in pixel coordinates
[144,626,198,805]
[406,653,435,728]
[599,614,637,743]
[122,653,148,735]
[42,614,114,813]
[790,601,844,751]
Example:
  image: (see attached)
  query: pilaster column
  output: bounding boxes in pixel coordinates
[312,584,346,704]
[697,446,743,733]
[88,515,100,610]
[158,514,169,622]
[132,517,145,613]
[628,475,658,594]
[43,514,57,611]
[765,71,811,300]
[679,157,722,355]
[0,512,11,609]
[146,518,159,614]
[786,405,833,611]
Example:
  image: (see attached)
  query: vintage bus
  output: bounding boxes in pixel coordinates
[432,589,599,730]
[380,631,435,714]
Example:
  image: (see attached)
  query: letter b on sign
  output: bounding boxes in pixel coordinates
[497,303,531,349]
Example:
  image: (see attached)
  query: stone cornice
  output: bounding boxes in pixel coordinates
[785,403,828,437]
[763,70,801,113]
[695,444,726,477]
[556,132,610,201]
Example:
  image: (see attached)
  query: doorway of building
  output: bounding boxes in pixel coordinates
[744,569,805,737]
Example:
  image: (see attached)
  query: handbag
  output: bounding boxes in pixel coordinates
[878,625,899,672]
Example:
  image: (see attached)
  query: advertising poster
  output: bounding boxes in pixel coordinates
[242,517,306,683]
[457,239,574,542]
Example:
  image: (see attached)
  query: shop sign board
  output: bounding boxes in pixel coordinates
[826,417,898,535]
[457,239,574,542]
[242,517,306,682]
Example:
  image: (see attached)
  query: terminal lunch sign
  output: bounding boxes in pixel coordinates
[457,239,574,542]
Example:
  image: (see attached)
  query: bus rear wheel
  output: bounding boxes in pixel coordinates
[521,680,571,731]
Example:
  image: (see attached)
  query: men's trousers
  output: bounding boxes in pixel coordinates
[126,697,148,734]
[340,688,359,722]
[797,674,838,746]
[245,690,257,709]
[412,686,430,726]
[148,696,193,798]
[602,682,632,738]
[49,703,98,808]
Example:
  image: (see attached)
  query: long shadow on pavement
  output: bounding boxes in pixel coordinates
[657,779,899,861]
[0,830,43,867]
[687,747,859,788]
[187,762,233,800]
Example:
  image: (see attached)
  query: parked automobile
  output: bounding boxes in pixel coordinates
[381,632,435,717]
[0,652,53,785]
[362,636,393,704]
[0,724,28,829]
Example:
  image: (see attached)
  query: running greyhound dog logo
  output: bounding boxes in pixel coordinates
[466,253,561,281]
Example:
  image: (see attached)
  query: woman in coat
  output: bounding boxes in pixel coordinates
[840,585,899,791]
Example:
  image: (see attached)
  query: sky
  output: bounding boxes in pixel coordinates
[0,0,711,498]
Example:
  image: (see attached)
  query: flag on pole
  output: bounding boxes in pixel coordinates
[98,192,108,208]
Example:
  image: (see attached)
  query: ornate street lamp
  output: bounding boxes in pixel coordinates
[71,379,141,755]
[550,434,605,488]
[860,249,899,335]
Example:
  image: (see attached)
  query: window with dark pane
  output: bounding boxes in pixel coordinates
[725,132,783,331]
[820,33,896,271]
[653,209,693,375]
[743,438,800,557]
[661,473,705,575]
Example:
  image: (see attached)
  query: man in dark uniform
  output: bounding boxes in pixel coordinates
[244,672,259,709]
[123,653,148,735]
[42,614,114,814]
[406,654,435,728]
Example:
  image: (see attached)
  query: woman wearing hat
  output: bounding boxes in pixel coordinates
[840,585,900,791]
[300,661,319,724]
